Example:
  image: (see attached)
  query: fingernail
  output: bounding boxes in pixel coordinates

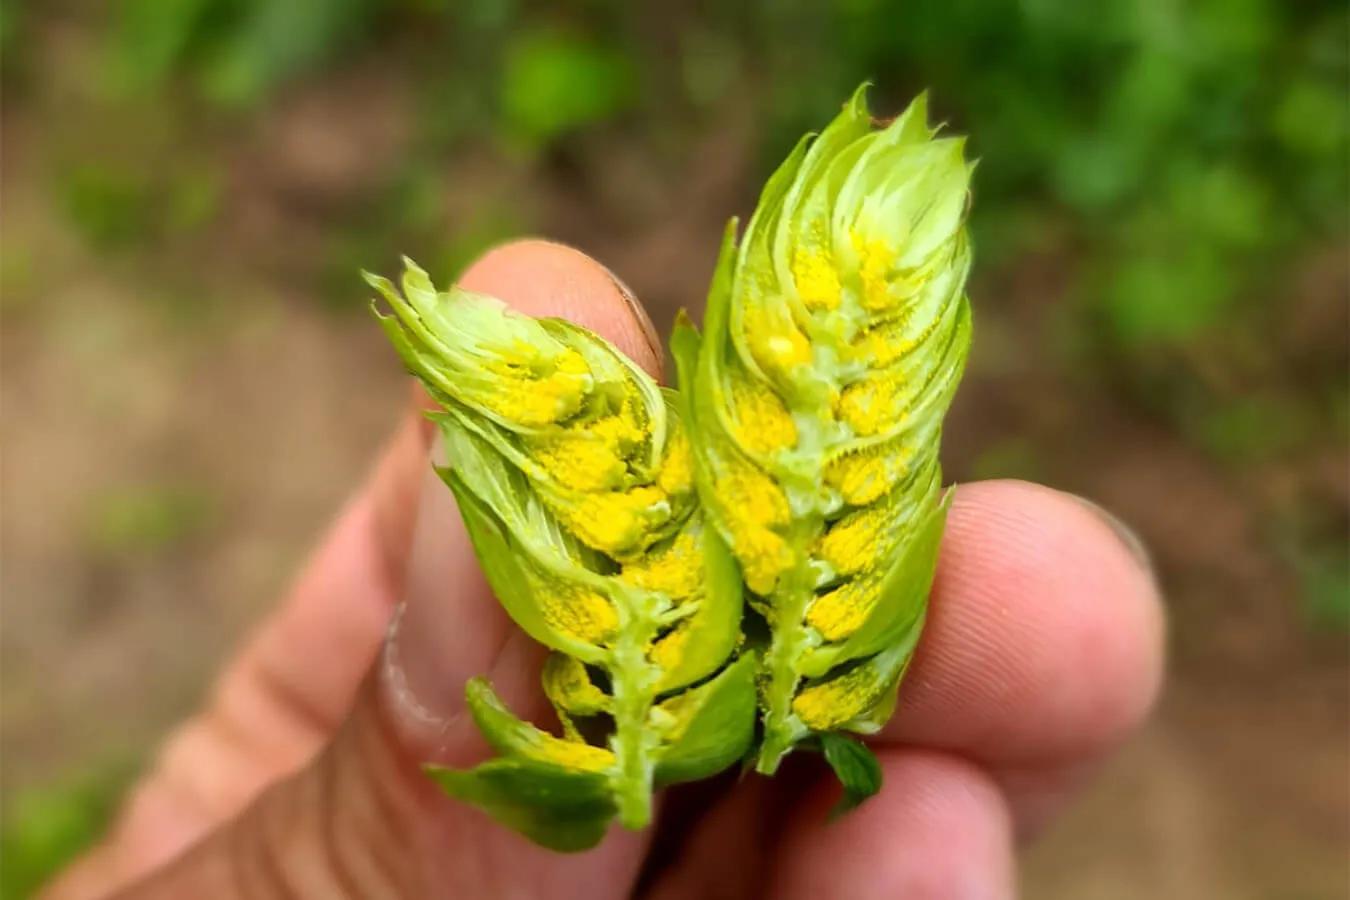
[602,264,662,371]
[379,440,509,749]
[1072,495,1154,577]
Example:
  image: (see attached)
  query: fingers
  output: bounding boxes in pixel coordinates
[878,479,1165,831]
[766,750,1015,900]
[118,678,651,899]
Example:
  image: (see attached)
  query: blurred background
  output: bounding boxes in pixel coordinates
[1,1,1346,896]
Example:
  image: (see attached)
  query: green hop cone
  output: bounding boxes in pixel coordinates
[673,87,974,785]
[369,259,755,850]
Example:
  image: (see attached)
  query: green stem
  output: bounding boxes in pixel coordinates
[608,588,661,828]
[756,563,813,773]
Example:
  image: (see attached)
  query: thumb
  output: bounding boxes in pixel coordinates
[116,242,662,899]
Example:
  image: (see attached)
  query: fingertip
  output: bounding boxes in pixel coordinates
[891,479,1166,764]
[958,480,1167,748]
[459,239,663,379]
[770,750,1014,900]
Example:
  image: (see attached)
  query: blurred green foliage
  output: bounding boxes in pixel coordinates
[1,762,133,900]
[15,0,1346,618]
[84,483,217,559]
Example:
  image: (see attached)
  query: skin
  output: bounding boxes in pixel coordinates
[44,241,1165,900]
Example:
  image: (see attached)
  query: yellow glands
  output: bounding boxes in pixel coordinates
[725,518,791,596]
[824,442,912,506]
[656,423,693,497]
[527,432,628,492]
[726,367,798,457]
[791,240,843,312]
[584,400,646,451]
[537,580,620,646]
[552,485,670,557]
[648,619,693,672]
[554,347,591,376]
[850,319,918,368]
[791,658,893,730]
[478,347,595,427]
[525,399,649,493]
[709,447,794,594]
[541,653,609,716]
[837,376,902,437]
[851,232,902,313]
[483,372,588,427]
[742,304,812,379]
[620,529,704,600]
[520,730,616,772]
[805,576,877,642]
[815,504,889,577]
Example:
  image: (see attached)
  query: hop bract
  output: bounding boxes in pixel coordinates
[674,88,974,774]
[370,261,755,850]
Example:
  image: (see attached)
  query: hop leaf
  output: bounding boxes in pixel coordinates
[371,260,755,848]
[678,88,974,775]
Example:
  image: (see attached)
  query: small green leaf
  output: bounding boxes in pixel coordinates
[424,759,616,852]
[819,733,882,817]
[653,653,758,786]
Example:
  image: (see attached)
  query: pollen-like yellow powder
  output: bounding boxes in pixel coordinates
[657,424,693,497]
[815,504,887,577]
[805,577,876,642]
[528,433,627,492]
[525,734,615,772]
[837,377,901,437]
[825,443,911,506]
[853,234,896,313]
[585,401,645,450]
[555,486,668,556]
[555,347,590,375]
[648,620,692,672]
[851,321,917,368]
[539,581,620,645]
[727,369,798,457]
[620,529,703,599]
[792,246,842,312]
[716,453,792,594]
[481,348,593,427]
[743,305,812,377]
[542,653,609,715]
[791,660,891,729]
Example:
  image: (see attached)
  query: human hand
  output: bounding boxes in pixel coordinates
[46,241,1164,900]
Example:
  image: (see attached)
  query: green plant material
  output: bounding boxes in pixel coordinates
[370,259,755,849]
[58,165,154,249]
[85,483,217,558]
[1,762,135,900]
[818,732,883,816]
[499,28,636,147]
[678,88,973,775]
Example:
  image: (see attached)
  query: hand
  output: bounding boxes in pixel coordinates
[46,242,1164,900]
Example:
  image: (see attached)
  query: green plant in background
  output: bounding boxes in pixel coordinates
[675,90,972,784]
[1,763,134,900]
[370,260,755,848]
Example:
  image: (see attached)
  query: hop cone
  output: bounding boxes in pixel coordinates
[674,89,974,775]
[370,260,755,849]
